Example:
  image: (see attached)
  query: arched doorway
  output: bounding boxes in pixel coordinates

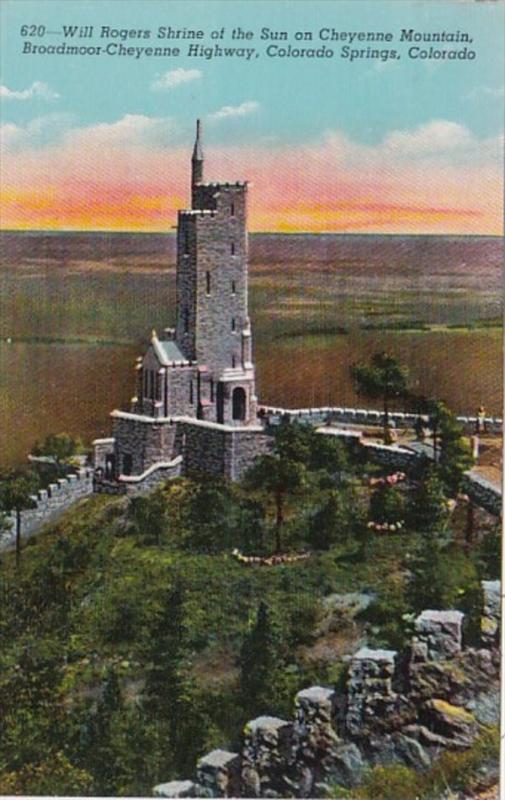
[232,387,246,421]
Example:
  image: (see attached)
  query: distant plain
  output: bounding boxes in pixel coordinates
[0,231,502,468]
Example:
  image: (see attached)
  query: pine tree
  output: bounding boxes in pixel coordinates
[239,601,289,719]
[408,468,450,534]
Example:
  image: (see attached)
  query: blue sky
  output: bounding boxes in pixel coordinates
[2,0,503,144]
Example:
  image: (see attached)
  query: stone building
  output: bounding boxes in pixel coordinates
[93,121,269,492]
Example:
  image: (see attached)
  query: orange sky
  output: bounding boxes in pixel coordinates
[1,121,503,234]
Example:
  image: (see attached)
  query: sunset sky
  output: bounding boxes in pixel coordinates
[1,0,503,234]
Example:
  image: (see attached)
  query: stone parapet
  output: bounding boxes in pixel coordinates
[196,749,241,797]
[0,468,94,552]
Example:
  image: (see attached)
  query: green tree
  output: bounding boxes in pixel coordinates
[274,420,313,464]
[369,482,405,526]
[309,432,349,476]
[0,470,39,567]
[239,601,289,719]
[79,666,123,794]
[408,468,450,533]
[33,432,83,463]
[245,453,306,552]
[351,352,409,443]
[127,489,168,546]
[309,485,361,550]
[142,583,207,779]
[408,538,481,632]
[438,406,473,494]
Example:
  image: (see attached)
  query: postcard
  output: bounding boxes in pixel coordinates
[0,0,503,797]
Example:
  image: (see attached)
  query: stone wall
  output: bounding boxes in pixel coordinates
[180,419,271,481]
[153,586,500,798]
[262,405,503,435]
[111,412,179,476]
[461,472,502,517]
[0,467,94,552]
[315,428,501,518]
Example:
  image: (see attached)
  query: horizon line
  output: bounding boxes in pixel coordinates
[0,228,502,239]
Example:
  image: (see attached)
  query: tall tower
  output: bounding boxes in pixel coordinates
[175,121,257,425]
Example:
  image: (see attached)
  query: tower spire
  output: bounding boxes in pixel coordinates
[191,118,204,189]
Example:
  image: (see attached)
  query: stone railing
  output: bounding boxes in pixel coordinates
[260,405,503,435]
[153,581,500,798]
[0,467,94,552]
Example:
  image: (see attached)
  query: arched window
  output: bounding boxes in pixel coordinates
[206,271,211,295]
[232,387,246,421]
[231,280,236,294]
[231,242,235,255]
[230,202,235,217]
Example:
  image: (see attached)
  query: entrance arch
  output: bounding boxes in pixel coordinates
[232,387,246,421]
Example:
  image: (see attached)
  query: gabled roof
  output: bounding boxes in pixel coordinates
[152,338,187,365]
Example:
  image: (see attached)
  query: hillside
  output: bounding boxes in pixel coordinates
[0,425,500,797]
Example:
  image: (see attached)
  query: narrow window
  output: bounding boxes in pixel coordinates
[189,380,194,405]
[232,354,236,368]
[210,379,214,402]
[184,308,189,333]
[231,317,236,332]
[230,202,235,217]
[184,228,190,255]
[206,271,211,295]
[231,242,235,255]
[231,280,236,294]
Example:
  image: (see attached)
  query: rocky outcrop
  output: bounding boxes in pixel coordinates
[481,580,500,648]
[152,581,500,798]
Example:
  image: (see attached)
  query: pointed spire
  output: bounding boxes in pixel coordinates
[192,118,203,161]
[191,119,204,191]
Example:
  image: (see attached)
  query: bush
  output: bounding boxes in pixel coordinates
[369,483,405,526]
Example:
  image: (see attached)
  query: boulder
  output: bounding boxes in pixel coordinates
[327,743,364,788]
[414,609,464,661]
[423,698,477,748]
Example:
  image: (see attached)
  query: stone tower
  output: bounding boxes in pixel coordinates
[175,120,257,425]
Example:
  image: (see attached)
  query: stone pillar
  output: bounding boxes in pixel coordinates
[293,686,349,795]
[345,648,398,738]
[241,716,293,797]
[481,580,500,648]
[414,610,464,661]
[196,749,241,797]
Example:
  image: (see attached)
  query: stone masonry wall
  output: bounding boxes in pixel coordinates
[0,468,94,552]
[262,405,503,435]
[153,587,500,798]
